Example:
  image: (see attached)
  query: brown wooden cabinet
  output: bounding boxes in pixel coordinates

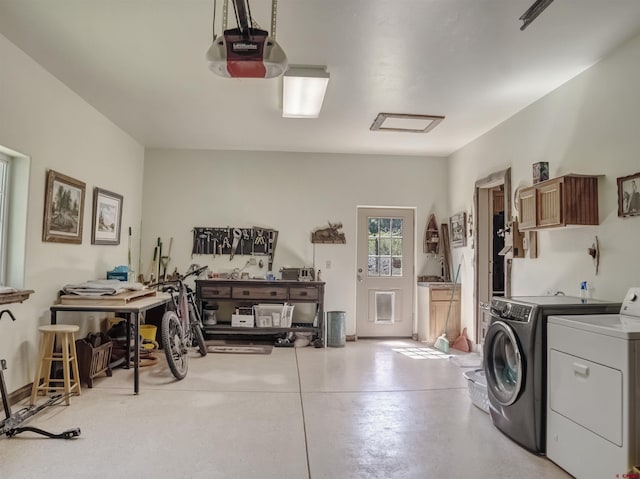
[417,283,461,344]
[518,174,599,230]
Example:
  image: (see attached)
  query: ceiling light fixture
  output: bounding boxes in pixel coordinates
[282,66,330,118]
[519,0,555,31]
[370,113,445,133]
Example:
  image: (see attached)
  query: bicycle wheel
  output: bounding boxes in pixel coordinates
[161,310,188,379]
[193,322,208,357]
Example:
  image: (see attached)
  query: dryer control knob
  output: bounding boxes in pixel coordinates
[502,303,512,317]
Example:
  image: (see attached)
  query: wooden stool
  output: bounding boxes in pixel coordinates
[30,325,81,406]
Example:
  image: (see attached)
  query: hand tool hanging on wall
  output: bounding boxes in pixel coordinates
[230,228,242,260]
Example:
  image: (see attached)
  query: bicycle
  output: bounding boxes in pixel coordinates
[158,265,208,379]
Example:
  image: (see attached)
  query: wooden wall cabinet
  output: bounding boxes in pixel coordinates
[518,174,599,230]
[417,283,461,344]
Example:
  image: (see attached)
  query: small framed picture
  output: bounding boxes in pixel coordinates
[450,212,467,248]
[617,172,640,218]
[42,170,86,244]
[91,187,123,245]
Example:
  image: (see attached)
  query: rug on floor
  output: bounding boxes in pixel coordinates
[207,345,273,354]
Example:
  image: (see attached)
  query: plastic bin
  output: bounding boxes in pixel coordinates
[463,368,489,413]
[326,311,346,347]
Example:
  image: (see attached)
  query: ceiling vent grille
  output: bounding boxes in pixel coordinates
[370,113,445,133]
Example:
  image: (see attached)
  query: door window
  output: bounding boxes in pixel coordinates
[367,217,403,277]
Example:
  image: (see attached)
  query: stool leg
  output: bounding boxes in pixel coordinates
[68,333,81,397]
[61,333,71,405]
[40,332,56,392]
[30,333,48,405]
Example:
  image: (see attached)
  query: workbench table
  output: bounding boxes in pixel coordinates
[50,293,171,395]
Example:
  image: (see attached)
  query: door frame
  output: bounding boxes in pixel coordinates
[355,206,416,338]
[473,168,512,344]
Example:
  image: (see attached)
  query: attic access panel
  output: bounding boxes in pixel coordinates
[370,113,445,133]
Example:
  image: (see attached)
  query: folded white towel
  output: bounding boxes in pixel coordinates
[63,280,144,296]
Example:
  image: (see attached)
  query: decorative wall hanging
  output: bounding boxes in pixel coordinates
[449,212,467,248]
[423,214,439,254]
[311,222,346,244]
[91,188,123,245]
[617,172,640,217]
[42,169,86,244]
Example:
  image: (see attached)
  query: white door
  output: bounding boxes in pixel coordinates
[356,207,414,337]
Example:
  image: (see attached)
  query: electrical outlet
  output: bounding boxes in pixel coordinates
[325,260,331,269]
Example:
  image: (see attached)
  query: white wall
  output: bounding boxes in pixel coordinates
[142,149,449,335]
[0,33,144,391]
[448,32,640,338]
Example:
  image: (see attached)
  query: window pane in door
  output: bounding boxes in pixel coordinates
[368,256,379,275]
[391,238,402,255]
[368,238,378,255]
[368,218,379,235]
[391,218,403,236]
[367,216,404,277]
[392,257,402,276]
[379,237,391,255]
[380,257,391,276]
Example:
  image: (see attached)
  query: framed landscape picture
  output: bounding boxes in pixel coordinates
[450,212,467,248]
[91,187,123,245]
[42,170,86,244]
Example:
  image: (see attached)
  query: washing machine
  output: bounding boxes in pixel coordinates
[483,295,621,454]
[546,287,640,478]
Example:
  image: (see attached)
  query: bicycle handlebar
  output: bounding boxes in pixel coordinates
[147,265,208,290]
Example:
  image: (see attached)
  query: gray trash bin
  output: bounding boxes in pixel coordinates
[327,311,346,347]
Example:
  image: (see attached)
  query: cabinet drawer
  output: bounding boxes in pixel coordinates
[199,285,231,299]
[289,287,319,301]
[232,286,288,300]
[430,288,461,302]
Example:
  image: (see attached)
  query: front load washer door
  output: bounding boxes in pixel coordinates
[484,320,524,406]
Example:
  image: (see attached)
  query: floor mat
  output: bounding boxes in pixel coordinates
[207,345,273,354]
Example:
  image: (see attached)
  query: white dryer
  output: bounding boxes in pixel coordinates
[547,287,640,479]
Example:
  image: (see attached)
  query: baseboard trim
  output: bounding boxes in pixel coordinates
[8,383,32,405]
[346,334,357,342]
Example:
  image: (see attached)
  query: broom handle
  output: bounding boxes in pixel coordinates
[443,263,461,334]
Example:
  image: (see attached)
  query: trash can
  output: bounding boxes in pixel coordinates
[326,311,346,347]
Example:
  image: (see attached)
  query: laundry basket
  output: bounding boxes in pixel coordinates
[463,369,489,413]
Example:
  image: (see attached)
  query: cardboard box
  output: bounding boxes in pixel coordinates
[231,314,254,328]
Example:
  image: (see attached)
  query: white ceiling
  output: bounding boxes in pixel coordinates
[2,0,640,157]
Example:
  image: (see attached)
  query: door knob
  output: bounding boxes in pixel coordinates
[358,268,363,273]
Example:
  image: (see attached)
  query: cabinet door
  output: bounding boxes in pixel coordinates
[537,179,563,227]
[429,300,461,344]
[518,187,537,229]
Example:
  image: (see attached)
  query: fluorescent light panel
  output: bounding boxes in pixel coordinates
[283,66,329,118]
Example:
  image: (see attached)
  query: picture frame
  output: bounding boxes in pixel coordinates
[42,170,86,244]
[617,172,640,218]
[91,187,123,245]
[450,212,467,247]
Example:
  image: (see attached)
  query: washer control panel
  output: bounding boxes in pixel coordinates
[491,298,533,322]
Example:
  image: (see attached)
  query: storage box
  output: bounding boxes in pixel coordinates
[75,333,113,388]
[253,304,294,328]
[231,314,254,328]
[106,270,128,281]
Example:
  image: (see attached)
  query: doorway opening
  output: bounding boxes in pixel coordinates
[473,169,511,345]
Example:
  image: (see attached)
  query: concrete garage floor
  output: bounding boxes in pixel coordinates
[0,339,569,479]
